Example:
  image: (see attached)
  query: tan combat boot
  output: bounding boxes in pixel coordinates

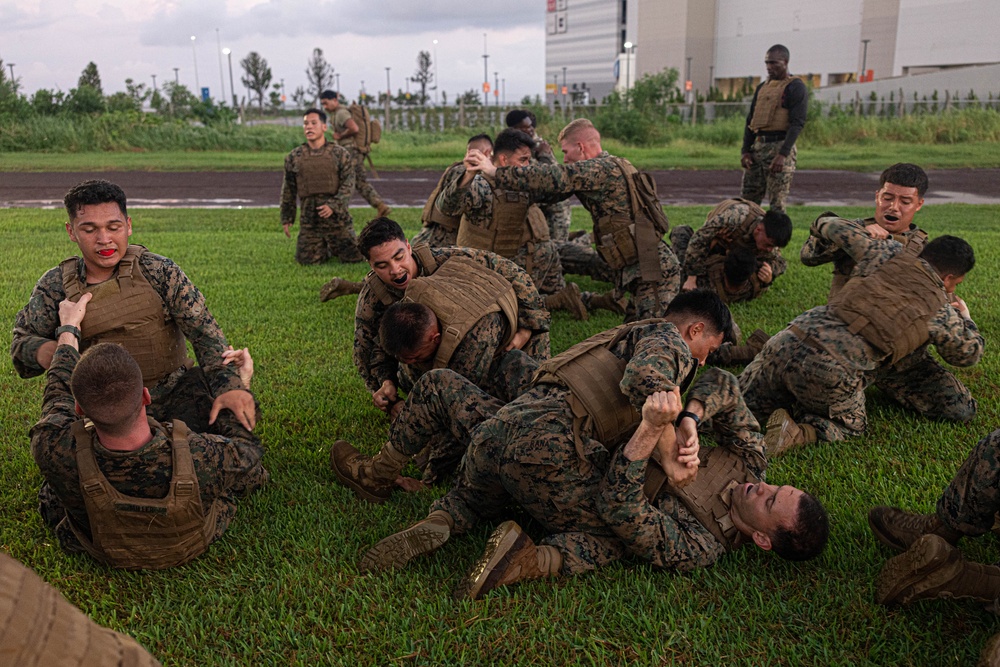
[359,510,454,573]
[453,521,562,601]
[868,506,963,552]
[329,440,409,503]
[708,328,770,366]
[376,203,392,218]
[876,534,1000,606]
[587,291,626,316]
[544,283,589,320]
[763,409,817,457]
[980,633,1000,667]
[319,277,363,302]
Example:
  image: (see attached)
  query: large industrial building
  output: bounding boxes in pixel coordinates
[545,0,1000,104]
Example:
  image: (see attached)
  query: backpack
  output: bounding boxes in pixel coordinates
[349,103,381,154]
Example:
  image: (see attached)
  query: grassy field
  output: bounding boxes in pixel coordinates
[1,205,999,665]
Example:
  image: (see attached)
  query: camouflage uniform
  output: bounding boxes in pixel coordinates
[332,106,388,212]
[739,216,983,441]
[557,234,616,284]
[532,135,572,242]
[801,218,977,423]
[411,163,464,248]
[30,346,268,556]
[492,151,681,322]
[12,250,245,433]
[353,246,551,396]
[280,142,361,264]
[936,428,1000,536]
[430,323,755,575]
[436,167,566,295]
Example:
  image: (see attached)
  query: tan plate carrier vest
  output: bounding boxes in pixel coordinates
[421,162,463,232]
[704,255,763,304]
[66,418,221,570]
[456,182,550,259]
[829,226,926,299]
[643,445,757,552]
[0,553,161,666]
[748,76,802,133]
[364,243,440,307]
[401,256,519,368]
[61,245,190,388]
[595,158,670,283]
[296,145,341,199]
[827,234,945,365]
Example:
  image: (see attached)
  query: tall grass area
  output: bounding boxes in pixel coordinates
[1,205,999,665]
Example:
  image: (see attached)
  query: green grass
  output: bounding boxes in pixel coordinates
[2,205,999,665]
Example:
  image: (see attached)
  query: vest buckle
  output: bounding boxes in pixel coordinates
[175,480,195,496]
[82,480,105,497]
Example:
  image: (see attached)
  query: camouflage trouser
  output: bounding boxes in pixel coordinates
[557,240,615,284]
[937,429,1000,536]
[348,147,387,210]
[521,331,551,363]
[871,347,977,423]
[740,139,797,212]
[669,225,694,269]
[739,328,867,441]
[147,366,214,433]
[618,240,682,322]
[296,199,364,265]
[540,199,572,243]
[410,223,457,249]
[509,240,565,295]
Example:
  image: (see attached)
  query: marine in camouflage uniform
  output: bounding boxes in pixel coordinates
[13,249,247,434]
[322,92,390,216]
[279,118,361,264]
[739,216,983,444]
[31,344,268,560]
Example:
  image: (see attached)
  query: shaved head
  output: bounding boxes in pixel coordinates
[558,118,600,145]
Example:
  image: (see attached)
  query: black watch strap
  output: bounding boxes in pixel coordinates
[55,325,82,340]
[676,410,700,427]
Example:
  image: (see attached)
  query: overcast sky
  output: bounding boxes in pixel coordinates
[1,0,546,105]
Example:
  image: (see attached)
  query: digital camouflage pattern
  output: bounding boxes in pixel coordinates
[411,163,464,248]
[30,346,268,555]
[937,428,1000,536]
[681,199,787,282]
[353,246,551,394]
[12,249,245,413]
[492,152,681,321]
[739,216,983,441]
[280,142,362,264]
[671,225,768,304]
[740,140,797,212]
[331,106,389,211]
[436,167,566,295]
[531,135,572,242]
[557,236,615,284]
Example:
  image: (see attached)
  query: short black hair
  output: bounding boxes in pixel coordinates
[767,44,790,61]
[761,210,793,247]
[919,235,975,278]
[357,217,407,259]
[380,302,437,357]
[880,163,929,197]
[64,179,128,220]
[504,109,536,128]
[771,492,830,562]
[468,133,494,148]
[319,90,337,100]
[665,289,734,343]
[724,247,758,286]
[304,107,327,124]
[493,128,534,157]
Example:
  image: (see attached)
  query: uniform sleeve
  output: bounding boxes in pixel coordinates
[11,267,65,378]
[436,168,490,217]
[31,345,80,436]
[764,248,788,278]
[190,422,267,499]
[684,213,732,278]
[279,151,298,227]
[800,234,841,267]
[810,215,882,266]
[493,163,580,199]
[780,79,808,156]
[335,148,355,210]
[687,367,767,476]
[929,305,985,368]
[619,331,693,411]
[595,449,725,571]
[142,255,243,397]
[353,284,398,393]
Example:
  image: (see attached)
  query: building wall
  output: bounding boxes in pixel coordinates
[545,0,621,104]
[895,0,1000,75]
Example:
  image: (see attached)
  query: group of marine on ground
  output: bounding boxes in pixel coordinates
[4,44,998,664]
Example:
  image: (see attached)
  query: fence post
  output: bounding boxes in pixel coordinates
[854,91,860,116]
[459,99,465,127]
[898,88,905,117]
[944,90,951,111]
[691,94,697,126]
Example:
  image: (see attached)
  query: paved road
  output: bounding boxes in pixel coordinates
[3,169,999,209]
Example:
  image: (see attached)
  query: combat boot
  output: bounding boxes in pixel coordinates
[764,409,817,457]
[319,277,363,302]
[359,510,454,573]
[867,506,962,552]
[980,633,1000,667]
[453,521,562,601]
[544,283,589,320]
[876,534,1000,606]
[376,203,392,218]
[708,329,770,366]
[329,440,408,504]
[587,291,626,316]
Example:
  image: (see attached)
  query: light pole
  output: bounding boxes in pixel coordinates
[173,67,180,85]
[861,39,871,80]
[552,72,559,111]
[223,49,236,108]
[432,39,439,106]
[361,80,366,103]
[215,28,225,103]
[151,74,157,105]
[336,73,341,93]
[686,56,692,103]
[482,33,489,107]
[501,78,505,107]
[623,41,633,108]
[561,66,567,117]
[385,67,392,127]
[494,71,499,107]
[190,36,200,94]
[6,63,14,86]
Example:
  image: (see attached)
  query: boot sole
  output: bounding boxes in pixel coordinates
[867,507,913,552]
[875,534,961,606]
[453,520,528,601]
[764,409,792,456]
[359,522,450,573]
[329,441,392,505]
[319,280,342,303]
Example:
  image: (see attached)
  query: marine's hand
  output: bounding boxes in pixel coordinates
[58,292,92,328]
[865,223,890,240]
[317,204,334,219]
[768,153,786,175]
[222,346,254,389]
[535,139,554,159]
[740,152,755,169]
[504,327,532,352]
[676,413,699,452]
[465,149,497,177]
[757,262,774,284]
[952,295,971,320]
[283,223,293,238]
[641,388,682,429]
[682,275,698,291]
[372,380,398,412]
[209,389,257,431]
